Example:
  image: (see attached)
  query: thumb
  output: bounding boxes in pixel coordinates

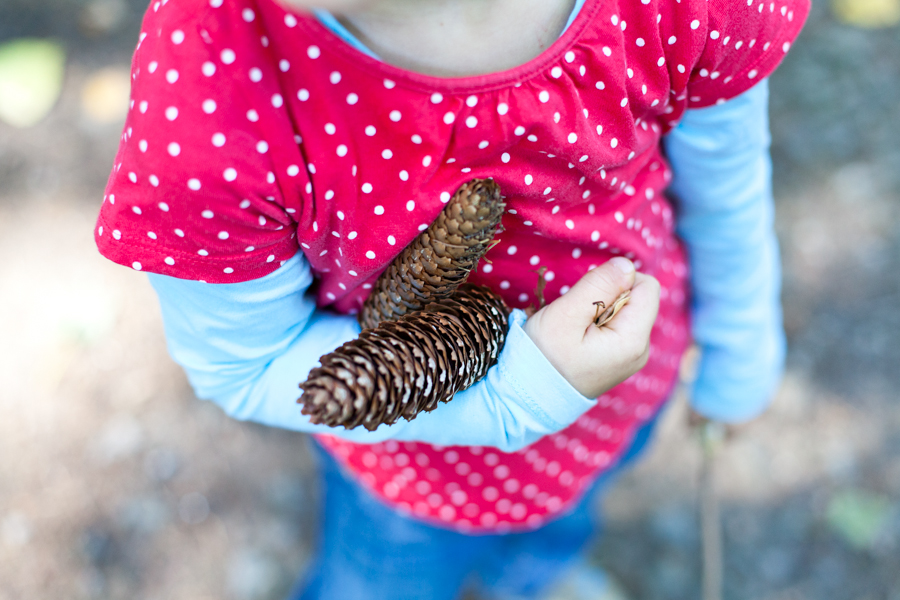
[541,257,636,329]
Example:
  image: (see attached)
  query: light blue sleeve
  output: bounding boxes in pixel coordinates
[664,79,786,423]
[147,254,594,452]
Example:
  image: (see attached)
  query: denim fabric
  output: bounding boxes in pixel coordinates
[290,415,658,600]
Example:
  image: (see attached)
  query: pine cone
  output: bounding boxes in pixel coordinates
[358,178,505,330]
[299,284,510,430]
[298,178,511,430]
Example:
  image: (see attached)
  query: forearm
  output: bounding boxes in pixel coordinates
[149,254,593,450]
[664,79,786,422]
[374,309,595,451]
[252,308,594,449]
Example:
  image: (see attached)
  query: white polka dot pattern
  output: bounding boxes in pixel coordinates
[95,0,809,532]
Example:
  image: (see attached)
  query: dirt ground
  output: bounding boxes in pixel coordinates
[1,1,899,599]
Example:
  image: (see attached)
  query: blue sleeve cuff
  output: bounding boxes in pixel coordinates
[498,309,596,432]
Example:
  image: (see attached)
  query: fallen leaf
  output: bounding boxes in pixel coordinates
[826,490,892,550]
[832,0,900,28]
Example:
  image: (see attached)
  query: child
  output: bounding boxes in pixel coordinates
[95,0,809,597]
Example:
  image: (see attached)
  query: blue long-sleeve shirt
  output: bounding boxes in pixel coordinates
[148,78,784,450]
[147,3,785,448]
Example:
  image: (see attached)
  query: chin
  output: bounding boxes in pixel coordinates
[273,0,377,13]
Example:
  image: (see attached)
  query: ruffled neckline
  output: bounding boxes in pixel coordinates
[292,0,601,94]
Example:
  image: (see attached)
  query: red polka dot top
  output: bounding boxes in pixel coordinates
[96,0,809,532]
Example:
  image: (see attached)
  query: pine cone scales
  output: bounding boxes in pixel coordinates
[299,179,511,431]
[359,179,505,330]
[300,285,510,430]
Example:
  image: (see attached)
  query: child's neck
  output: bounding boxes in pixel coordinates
[335,0,577,77]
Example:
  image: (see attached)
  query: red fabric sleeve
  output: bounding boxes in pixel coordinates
[687,0,811,108]
[95,0,308,282]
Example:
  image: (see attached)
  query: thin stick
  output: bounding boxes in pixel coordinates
[700,421,724,600]
[534,266,548,310]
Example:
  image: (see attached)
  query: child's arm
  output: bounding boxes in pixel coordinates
[664,79,785,423]
[148,254,646,451]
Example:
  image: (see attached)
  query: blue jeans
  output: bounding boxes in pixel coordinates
[291,417,658,600]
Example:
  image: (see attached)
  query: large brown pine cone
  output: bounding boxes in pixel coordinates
[299,285,509,431]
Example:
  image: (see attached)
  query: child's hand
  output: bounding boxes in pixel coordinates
[523,257,660,399]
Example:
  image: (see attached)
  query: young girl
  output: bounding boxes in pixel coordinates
[95,0,809,597]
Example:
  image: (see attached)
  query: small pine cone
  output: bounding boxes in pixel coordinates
[359,178,505,330]
[299,284,510,431]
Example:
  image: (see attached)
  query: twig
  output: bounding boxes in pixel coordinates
[700,421,725,600]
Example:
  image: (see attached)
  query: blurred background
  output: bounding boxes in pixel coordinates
[1,0,899,598]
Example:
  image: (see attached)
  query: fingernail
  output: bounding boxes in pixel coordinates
[610,257,634,274]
